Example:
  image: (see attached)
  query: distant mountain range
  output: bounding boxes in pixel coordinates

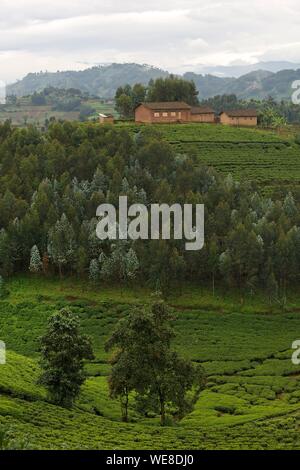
[7,62,300,101]
[195,61,300,77]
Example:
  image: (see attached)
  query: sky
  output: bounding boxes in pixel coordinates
[1,0,300,83]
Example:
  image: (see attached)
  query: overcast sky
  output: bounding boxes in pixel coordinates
[1,0,300,83]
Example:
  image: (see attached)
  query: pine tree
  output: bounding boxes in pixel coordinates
[89,259,100,283]
[47,214,76,278]
[266,271,278,305]
[125,248,139,280]
[0,229,13,276]
[283,192,297,218]
[29,245,42,273]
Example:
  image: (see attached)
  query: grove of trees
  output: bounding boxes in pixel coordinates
[115,76,199,118]
[39,297,205,425]
[0,120,299,302]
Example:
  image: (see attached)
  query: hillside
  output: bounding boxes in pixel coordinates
[186,69,300,101]
[117,123,300,194]
[1,118,300,450]
[2,277,300,449]
[7,63,300,101]
[198,61,300,78]
[0,89,117,127]
[7,64,169,99]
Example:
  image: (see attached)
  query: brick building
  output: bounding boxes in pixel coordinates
[190,106,215,123]
[135,102,192,123]
[219,109,258,127]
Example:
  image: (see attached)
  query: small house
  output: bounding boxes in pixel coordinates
[190,106,215,123]
[135,102,192,124]
[219,109,257,127]
[99,113,114,124]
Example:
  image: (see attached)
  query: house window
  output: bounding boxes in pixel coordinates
[171,112,176,117]
[178,112,182,119]
[154,112,160,117]
[162,112,168,117]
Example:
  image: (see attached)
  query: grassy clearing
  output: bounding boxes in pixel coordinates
[0,105,80,126]
[0,99,117,126]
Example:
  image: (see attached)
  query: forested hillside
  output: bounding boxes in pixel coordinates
[8,64,169,99]
[1,119,300,450]
[0,120,300,299]
[8,63,300,101]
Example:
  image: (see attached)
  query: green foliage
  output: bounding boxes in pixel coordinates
[124,122,298,193]
[0,121,299,296]
[2,280,300,448]
[115,83,148,119]
[29,245,42,273]
[115,76,199,117]
[47,214,76,278]
[0,425,30,450]
[100,243,139,283]
[0,276,9,299]
[259,106,287,128]
[106,296,205,425]
[38,308,94,407]
[89,259,100,283]
[201,94,300,124]
[147,75,199,105]
[7,64,169,100]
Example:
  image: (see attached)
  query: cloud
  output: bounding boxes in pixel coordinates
[0,0,300,82]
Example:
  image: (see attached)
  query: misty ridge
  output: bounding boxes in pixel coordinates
[7,62,300,101]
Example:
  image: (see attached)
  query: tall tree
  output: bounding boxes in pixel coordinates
[39,308,94,408]
[106,296,205,425]
[29,245,42,273]
[47,214,76,278]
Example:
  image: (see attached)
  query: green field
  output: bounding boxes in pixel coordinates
[1,276,300,449]
[0,100,117,127]
[116,123,300,194]
[87,99,119,120]
[0,104,80,126]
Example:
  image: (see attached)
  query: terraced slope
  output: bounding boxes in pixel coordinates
[119,123,300,194]
[1,277,300,449]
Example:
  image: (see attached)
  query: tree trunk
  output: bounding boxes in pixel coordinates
[121,390,129,423]
[58,263,62,279]
[160,396,166,426]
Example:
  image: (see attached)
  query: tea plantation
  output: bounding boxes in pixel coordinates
[1,276,300,449]
[118,123,300,194]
